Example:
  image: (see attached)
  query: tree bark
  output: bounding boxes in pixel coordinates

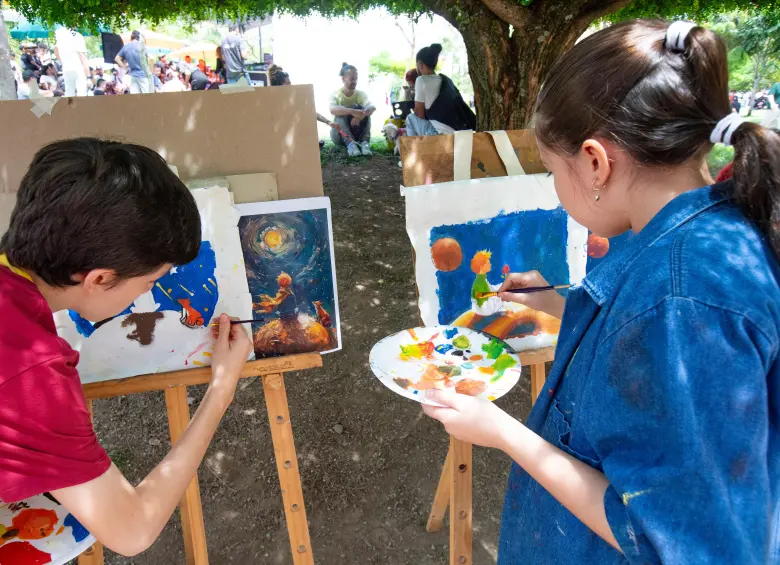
[0,12,16,100]
[747,54,763,117]
[420,0,632,130]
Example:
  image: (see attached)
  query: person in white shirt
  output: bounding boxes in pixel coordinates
[406,43,452,137]
[54,27,89,96]
[40,63,59,89]
[161,70,186,93]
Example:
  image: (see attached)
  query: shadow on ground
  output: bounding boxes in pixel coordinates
[94,148,534,565]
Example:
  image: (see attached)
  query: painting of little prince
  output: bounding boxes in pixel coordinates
[236,197,341,359]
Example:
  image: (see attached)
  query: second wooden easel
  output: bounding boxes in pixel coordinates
[425,347,555,565]
[77,352,323,565]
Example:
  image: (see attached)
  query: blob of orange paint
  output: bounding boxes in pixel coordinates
[264,229,282,248]
[12,508,58,540]
[430,238,463,272]
[587,234,610,259]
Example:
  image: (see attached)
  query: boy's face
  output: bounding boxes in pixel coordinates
[76,263,172,321]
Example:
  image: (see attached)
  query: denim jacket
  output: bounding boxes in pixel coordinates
[498,185,780,564]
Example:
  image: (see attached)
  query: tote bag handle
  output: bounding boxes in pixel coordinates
[452,130,526,181]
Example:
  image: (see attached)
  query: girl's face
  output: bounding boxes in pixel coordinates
[538,142,630,238]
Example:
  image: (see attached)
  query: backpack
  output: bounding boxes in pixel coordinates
[425,74,477,131]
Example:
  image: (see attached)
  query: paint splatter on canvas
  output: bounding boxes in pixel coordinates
[236,197,341,359]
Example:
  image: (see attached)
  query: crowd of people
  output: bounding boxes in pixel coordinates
[9,25,257,100]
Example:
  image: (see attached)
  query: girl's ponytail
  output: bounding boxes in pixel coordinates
[730,123,780,258]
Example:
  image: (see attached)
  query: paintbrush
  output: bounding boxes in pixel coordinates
[207,319,259,327]
[476,284,571,299]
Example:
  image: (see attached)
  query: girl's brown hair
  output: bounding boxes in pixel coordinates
[535,19,780,258]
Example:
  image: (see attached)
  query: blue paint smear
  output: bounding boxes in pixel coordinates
[64,513,90,542]
[67,241,219,333]
[435,343,454,354]
[430,207,570,325]
[443,328,459,339]
[151,241,218,325]
[586,231,634,273]
[461,362,474,370]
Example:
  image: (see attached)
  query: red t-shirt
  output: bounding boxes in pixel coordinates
[0,264,110,502]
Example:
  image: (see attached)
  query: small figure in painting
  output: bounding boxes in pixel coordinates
[177,298,205,327]
[313,300,332,328]
[470,250,503,316]
[257,272,294,315]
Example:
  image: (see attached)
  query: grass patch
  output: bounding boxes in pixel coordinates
[707,144,734,178]
[320,137,395,166]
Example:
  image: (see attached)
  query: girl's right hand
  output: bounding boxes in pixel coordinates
[499,270,566,320]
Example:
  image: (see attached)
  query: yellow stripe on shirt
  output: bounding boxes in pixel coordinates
[0,253,33,282]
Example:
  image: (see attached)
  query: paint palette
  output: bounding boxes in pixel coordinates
[370,326,522,406]
[0,494,94,564]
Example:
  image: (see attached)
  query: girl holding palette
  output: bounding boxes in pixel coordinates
[424,20,779,565]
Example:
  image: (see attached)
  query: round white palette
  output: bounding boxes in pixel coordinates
[370,326,522,406]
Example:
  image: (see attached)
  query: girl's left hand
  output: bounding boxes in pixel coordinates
[422,388,518,450]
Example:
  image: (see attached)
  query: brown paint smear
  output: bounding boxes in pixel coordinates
[122,313,165,346]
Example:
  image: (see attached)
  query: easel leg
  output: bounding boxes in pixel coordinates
[262,373,314,565]
[79,399,105,565]
[530,362,546,404]
[426,447,451,533]
[449,437,472,565]
[165,386,209,565]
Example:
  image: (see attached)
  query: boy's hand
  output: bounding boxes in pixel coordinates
[208,314,253,404]
[499,270,566,320]
[422,389,517,451]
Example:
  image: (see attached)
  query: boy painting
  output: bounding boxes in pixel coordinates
[0,138,253,555]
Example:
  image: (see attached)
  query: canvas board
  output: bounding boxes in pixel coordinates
[236,197,341,359]
[55,186,254,384]
[404,174,588,352]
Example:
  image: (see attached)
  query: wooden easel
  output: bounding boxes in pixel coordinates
[425,347,556,565]
[77,352,322,565]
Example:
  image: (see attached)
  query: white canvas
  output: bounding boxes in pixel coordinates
[56,186,253,384]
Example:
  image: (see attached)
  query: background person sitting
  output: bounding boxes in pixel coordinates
[400,68,418,101]
[329,63,375,157]
[406,43,476,137]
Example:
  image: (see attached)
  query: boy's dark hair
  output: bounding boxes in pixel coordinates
[416,44,442,70]
[339,62,357,77]
[0,138,201,287]
[131,30,141,41]
[536,19,780,260]
[96,78,106,88]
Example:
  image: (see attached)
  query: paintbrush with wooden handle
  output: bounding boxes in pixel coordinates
[207,319,258,327]
[476,284,571,300]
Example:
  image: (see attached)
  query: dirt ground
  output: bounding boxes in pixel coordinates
[93,148,534,565]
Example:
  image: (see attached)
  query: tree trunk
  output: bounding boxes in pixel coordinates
[747,56,762,117]
[0,12,16,100]
[421,0,631,130]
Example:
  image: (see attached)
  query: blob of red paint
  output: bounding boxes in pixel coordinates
[0,541,52,564]
[587,234,610,259]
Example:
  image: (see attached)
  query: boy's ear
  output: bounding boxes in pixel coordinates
[78,269,119,291]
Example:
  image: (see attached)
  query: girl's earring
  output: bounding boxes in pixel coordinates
[592,179,604,201]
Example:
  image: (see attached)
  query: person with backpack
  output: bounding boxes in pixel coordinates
[406,43,476,137]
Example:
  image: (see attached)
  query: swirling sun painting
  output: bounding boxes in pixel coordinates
[236,197,341,359]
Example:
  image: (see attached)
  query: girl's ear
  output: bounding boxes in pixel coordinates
[578,139,612,189]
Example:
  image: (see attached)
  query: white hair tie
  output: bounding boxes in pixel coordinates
[665,21,697,52]
[710,113,746,146]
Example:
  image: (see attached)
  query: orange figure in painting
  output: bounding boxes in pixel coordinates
[177,298,205,327]
[256,272,294,314]
[313,300,332,328]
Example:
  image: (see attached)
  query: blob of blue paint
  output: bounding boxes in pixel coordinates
[435,343,454,354]
[443,328,459,339]
[64,513,90,542]
[462,362,474,370]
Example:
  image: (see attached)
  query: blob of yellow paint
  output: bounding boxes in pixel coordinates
[264,229,282,248]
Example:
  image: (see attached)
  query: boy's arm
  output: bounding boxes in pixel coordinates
[52,315,252,557]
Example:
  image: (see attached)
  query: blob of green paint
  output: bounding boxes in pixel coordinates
[482,338,506,360]
[490,354,518,383]
[452,335,471,350]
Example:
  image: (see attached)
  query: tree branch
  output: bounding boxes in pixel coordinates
[478,0,528,29]
[394,18,414,46]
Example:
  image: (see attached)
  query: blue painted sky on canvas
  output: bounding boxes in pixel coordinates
[238,209,335,326]
[430,207,570,324]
